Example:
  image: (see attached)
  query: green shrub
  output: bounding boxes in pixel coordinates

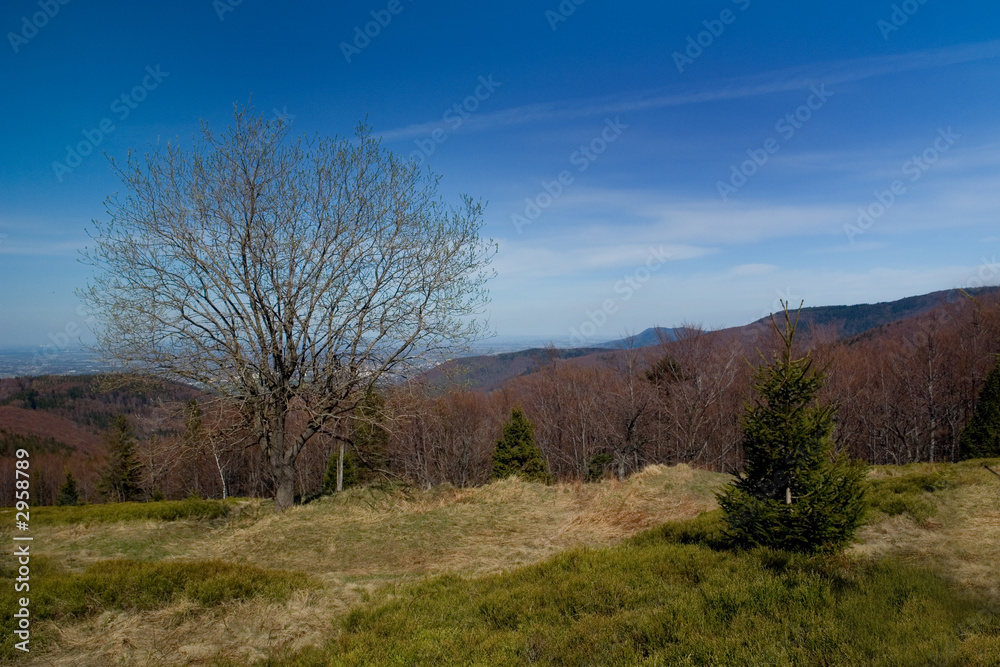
[585,453,612,482]
[960,356,1000,460]
[629,510,729,550]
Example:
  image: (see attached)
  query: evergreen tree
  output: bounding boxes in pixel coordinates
[352,389,389,482]
[56,468,81,506]
[491,408,552,483]
[960,356,1000,460]
[586,453,612,482]
[718,304,867,553]
[97,415,144,502]
[323,448,359,494]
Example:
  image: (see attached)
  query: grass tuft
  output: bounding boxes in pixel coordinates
[0,556,308,659]
[26,497,234,526]
[867,468,956,523]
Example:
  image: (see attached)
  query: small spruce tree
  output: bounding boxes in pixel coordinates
[491,407,551,483]
[352,389,389,482]
[586,453,612,482]
[960,356,1000,460]
[323,447,359,494]
[56,468,81,506]
[97,415,144,502]
[718,304,867,553]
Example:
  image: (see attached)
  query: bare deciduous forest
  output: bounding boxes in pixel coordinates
[3,289,998,506]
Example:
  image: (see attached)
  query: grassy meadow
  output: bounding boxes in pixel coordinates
[2,460,999,665]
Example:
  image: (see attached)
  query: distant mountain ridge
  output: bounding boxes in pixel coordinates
[592,327,686,349]
[421,346,608,393]
[425,286,1000,392]
[748,286,1000,340]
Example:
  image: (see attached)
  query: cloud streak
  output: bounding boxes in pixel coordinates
[379,41,1000,141]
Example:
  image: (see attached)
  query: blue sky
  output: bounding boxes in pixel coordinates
[1,1,999,349]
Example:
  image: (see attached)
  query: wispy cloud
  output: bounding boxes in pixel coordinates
[379,41,1000,141]
[0,237,86,256]
[493,239,715,280]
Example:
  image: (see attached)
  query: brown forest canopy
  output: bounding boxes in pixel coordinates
[2,288,1000,504]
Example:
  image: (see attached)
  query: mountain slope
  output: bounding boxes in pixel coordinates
[427,286,1000,392]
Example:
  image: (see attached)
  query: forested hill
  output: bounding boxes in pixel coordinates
[0,375,202,451]
[421,346,607,393]
[426,286,1000,392]
[749,286,1000,340]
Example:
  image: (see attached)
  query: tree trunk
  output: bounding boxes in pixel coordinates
[337,441,344,493]
[212,449,227,499]
[273,459,296,511]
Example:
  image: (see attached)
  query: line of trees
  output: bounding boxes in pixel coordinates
[3,290,998,506]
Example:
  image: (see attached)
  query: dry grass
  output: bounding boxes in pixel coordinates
[10,465,725,666]
[852,459,1000,602]
[12,460,998,666]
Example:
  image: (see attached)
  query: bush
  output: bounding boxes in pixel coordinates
[585,453,612,482]
[56,469,81,506]
[868,470,955,523]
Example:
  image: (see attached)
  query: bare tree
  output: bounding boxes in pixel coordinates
[80,105,496,510]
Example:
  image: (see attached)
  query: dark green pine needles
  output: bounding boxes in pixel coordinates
[718,305,867,553]
[960,355,1000,460]
[491,407,552,484]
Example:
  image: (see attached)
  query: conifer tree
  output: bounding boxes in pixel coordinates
[491,407,551,483]
[56,468,81,506]
[97,415,144,502]
[960,356,1000,460]
[351,389,389,482]
[718,304,867,553]
[323,448,359,494]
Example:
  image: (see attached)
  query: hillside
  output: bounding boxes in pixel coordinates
[420,346,607,393]
[0,375,203,444]
[425,286,1000,393]
[749,285,1000,340]
[2,460,997,665]
[592,326,685,349]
